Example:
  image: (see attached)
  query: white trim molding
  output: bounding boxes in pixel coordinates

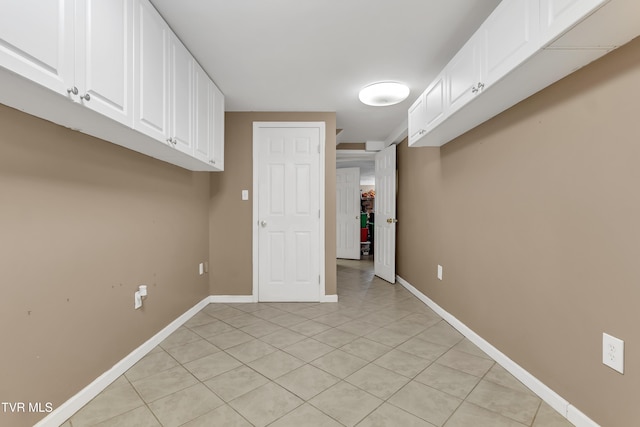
[34,297,212,427]
[396,275,601,427]
[321,294,338,303]
[209,295,256,303]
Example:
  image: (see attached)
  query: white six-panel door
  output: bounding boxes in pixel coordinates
[374,144,397,283]
[336,167,361,260]
[254,123,324,302]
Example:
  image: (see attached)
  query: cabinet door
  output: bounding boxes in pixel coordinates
[210,82,225,170]
[483,0,540,87]
[446,34,481,116]
[133,0,169,142]
[408,93,427,145]
[0,0,74,96]
[423,74,446,132]
[169,34,193,154]
[540,0,606,46]
[75,0,133,126]
[193,63,212,163]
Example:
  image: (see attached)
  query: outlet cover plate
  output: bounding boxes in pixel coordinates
[602,332,624,374]
[437,264,443,281]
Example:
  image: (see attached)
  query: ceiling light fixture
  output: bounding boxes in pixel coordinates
[358,81,410,107]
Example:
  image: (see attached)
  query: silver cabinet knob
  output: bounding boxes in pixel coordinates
[67,86,78,95]
[81,93,90,101]
[209,160,215,164]
[260,220,267,227]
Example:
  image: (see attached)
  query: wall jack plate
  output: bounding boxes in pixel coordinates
[602,332,624,374]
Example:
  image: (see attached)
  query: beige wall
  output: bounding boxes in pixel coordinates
[209,112,337,296]
[337,142,366,150]
[397,37,640,427]
[0,105,210,427]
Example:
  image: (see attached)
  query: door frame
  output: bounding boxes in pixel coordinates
[252,122,326,302]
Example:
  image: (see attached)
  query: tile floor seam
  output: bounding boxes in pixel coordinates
[122,376,163,427]
[466,365,543,427]
[528,400,543,427]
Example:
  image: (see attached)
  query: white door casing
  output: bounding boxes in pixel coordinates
[253,122,325,302]
[336,167,360,260]
[374,144,397,283]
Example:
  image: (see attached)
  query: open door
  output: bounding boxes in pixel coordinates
[374,144,397,283]
[336,167,361,260]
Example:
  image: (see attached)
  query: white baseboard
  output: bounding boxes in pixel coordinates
[209,295,256,303]
[568,405,601,427]
[396,275,600,427]
[208,295,338,303]
[34,297,212,427]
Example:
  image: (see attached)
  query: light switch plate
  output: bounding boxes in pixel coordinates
[437,264,443,280]
[602,332,624,374]
[199,263,204,275]
[242,190,249,201]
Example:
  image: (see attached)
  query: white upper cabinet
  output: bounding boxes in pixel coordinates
[407,93,427,145]
[408,72,447,146]
[423,74,447,132]
[539,0,606,46]
[446,34,483,116]
[133,0,170,142]
[169,34,194,155]
[409,0,637,148]
[0,0,224,171]
[75,0,134,126]
[211,82,225,170]
[0,0,74,96]
[482,0,540,87]
[193,62,212,164]
[193,62,225,170]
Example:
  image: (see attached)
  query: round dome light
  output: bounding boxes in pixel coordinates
[358,82,410,107]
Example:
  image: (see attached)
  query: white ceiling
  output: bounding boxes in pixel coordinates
[149,0,501,144]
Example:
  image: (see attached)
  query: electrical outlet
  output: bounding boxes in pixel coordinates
[437,264,443,281]
[199,262,204,275]
[602,332,624,374]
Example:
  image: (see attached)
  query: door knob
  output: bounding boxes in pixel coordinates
[386,218,398,224]
[260,220,267,227]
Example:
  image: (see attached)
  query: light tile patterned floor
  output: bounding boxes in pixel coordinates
[63,259,574,427]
